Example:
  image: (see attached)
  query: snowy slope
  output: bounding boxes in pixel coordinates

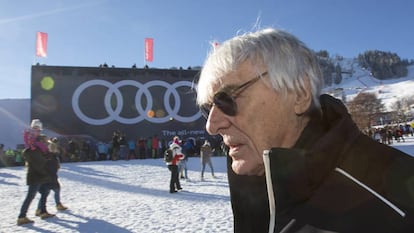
[324,60,414,111]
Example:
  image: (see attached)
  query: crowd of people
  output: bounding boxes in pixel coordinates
[365,123,414,145]
[0,131,225,167]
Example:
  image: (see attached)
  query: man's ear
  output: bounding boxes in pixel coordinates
[294,77,312,115]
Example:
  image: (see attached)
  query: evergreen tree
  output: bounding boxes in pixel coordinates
[357,50,408,79]
[334,63,343,84]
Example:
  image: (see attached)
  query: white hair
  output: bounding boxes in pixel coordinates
[197,28,323,110]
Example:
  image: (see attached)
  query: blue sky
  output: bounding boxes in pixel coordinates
[1,0,413,99]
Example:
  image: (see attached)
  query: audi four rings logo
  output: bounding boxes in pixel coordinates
[72,79,201,125]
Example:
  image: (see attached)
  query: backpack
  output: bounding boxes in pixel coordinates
[164,148,173,163]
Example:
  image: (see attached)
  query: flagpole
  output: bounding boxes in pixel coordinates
[33,32,38,65]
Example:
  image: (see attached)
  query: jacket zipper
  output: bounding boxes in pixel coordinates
[263,150,276,233]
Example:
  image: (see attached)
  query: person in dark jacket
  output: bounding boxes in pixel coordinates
[17,119,54,225]
[166,142,184,193]
[111,131,121,161]
[200,140,215,180]
[196,28,414,232]
[17,148,54,225]
[36,137,68,215]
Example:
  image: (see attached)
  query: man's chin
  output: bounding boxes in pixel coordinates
[231,160,264,176]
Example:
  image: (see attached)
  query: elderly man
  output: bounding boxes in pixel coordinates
[196,28,414,233]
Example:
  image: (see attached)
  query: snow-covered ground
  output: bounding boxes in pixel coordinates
[0,156,232,233]
[1,136,414,233]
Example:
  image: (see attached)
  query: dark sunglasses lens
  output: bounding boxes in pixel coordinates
[214,92,237,116]
[200,92,237,119]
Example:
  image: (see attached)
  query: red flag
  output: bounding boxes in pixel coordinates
[145,38,153,62]
[36,32,48,57]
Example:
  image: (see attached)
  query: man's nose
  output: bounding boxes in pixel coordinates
[205,106,231,135]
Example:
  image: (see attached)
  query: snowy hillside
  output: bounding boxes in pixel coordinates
[1,62,414,149]
[324,59,414,111]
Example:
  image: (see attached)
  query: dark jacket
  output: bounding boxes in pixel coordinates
[200,144,213,164]
[23,148,51,185]
[228,94,414,233]
[45,153,60,189]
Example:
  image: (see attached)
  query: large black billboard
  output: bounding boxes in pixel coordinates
[31,65,207,143]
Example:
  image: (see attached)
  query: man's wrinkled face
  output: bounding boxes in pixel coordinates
[201,62,301,176]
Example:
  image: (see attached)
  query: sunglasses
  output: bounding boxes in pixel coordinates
[200,71,268,119]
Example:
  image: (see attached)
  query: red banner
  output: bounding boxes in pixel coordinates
[145,38,153,62]
[36,32,48,57]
